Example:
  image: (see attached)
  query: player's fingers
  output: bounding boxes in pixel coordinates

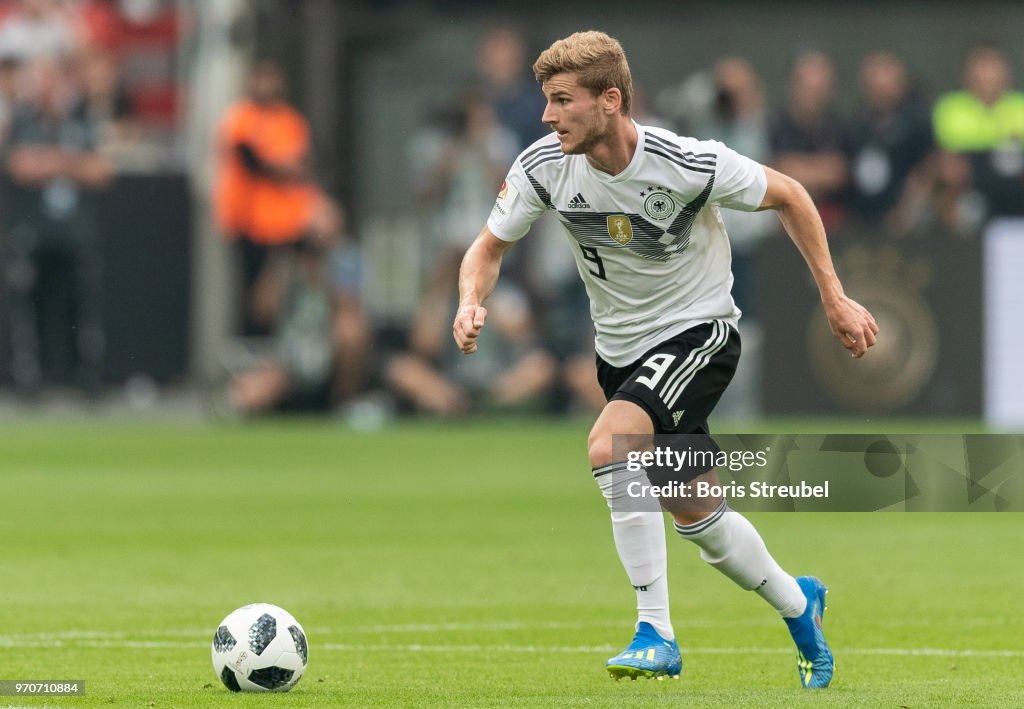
[841,329,861,357]
[860,307,879,334]
[454,319,481,354]
[456,307,485,332]
[455,314,480,337]
[849,328,870,358]
[858,309,879,339]
[863,326,877,348]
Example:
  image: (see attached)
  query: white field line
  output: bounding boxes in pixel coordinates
[0,635,1022,659]
[0,617,774,642]
[0,621,608,640]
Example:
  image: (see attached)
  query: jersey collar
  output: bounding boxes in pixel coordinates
[584,120,645,184]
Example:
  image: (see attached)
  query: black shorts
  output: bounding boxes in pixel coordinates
[596,320,741,435]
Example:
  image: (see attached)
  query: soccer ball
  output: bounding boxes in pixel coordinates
[211,603,308,692]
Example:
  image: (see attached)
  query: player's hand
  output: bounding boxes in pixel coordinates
[453,304,487,354]
[823,295,878,359]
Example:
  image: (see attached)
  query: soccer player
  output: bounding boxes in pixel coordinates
[452,31,878,688]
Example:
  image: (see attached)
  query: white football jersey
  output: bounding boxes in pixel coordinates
[487,121,767,367]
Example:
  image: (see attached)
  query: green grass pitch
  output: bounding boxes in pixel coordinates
[1,418,1022,708]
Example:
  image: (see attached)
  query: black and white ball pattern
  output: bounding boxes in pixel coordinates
[211,603,308,692]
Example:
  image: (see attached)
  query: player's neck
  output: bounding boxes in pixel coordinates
[585,117,637,176]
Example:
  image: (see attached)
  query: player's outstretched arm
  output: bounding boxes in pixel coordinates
[453,226,515,355]
[758,166,879,358]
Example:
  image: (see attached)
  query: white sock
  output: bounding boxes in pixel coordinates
[595,462,675,641]
[674,501,806,618]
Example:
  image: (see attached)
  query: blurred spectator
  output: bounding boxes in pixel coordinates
[2,57,113,394]
[844,51,934,234]
[476,28,547,150]
[770,50,848,230]
[411,88,518,280]
[920,150,988,236]
[933,45,1024,219]
[385,283,555,417]
[0,0,74,64]
[77,46,139,151]
[933,45,1024,152]
[226,195,372,416]
[317,198,372,407]
[214,60,316,336]
[697,57,770,163]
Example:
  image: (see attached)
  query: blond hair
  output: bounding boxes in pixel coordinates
[533,31,633,115]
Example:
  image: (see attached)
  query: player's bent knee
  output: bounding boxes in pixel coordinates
[587,432,615,470]
[588,399,656,470]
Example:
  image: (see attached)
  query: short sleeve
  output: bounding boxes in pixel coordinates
[486,161,546,241]
[708,141,768,212]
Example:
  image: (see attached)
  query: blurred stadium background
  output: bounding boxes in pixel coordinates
[0,0,1022,429]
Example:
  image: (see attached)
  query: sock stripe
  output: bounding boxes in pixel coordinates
[673,499,729,537]
[592,461,631,478]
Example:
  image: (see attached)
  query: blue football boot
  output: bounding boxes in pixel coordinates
[605,622,682,680]
[783,576,834,688]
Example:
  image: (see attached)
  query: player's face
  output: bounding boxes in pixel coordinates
[541,72,611,155]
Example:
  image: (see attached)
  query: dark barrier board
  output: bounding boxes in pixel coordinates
[758,237,982,416]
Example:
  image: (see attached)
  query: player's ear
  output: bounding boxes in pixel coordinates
[602,87,623,115]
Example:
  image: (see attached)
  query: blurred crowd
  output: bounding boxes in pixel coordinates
[4,16,1024,419]
[0,0,178,397]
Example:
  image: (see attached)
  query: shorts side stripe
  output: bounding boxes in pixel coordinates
[656,320,724,401]
[663,323,730,408]
[660,321,729,408]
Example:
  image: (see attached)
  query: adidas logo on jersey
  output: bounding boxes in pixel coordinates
[567,192,591,209]
[672,410,685,427]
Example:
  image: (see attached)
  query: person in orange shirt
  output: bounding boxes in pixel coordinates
[215,60,315,336]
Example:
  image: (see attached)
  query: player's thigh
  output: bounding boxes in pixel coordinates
[587,399,654,468]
